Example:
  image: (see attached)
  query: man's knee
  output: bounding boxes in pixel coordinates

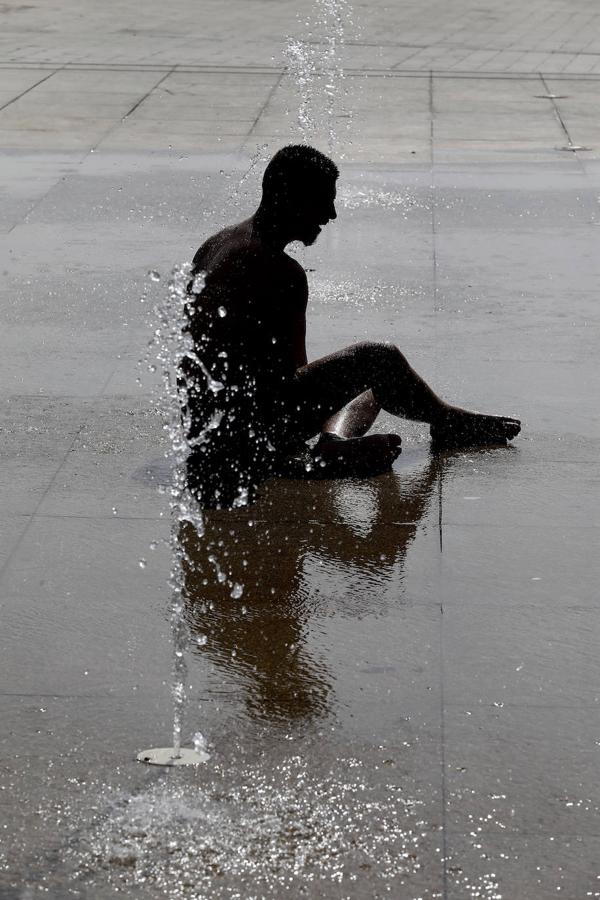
[354,340,408,369]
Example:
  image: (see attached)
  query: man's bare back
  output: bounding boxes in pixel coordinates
[183,145,520,507]
[189,217,309,385]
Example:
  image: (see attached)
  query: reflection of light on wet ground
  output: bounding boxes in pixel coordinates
[309,276,426,309]
[68,755,430,898]
[340,185,431,212]
[331,480,379,536]
[300,545,403,613]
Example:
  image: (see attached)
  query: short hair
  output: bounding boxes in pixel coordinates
[262,144,338,201]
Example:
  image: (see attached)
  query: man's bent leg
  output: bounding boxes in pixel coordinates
[292,341,449,432]
[315,389,401,474]
[291,341,520,446]
[321,389,380,439]
[284,354,400,476]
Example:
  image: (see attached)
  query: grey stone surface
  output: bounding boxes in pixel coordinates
[1,0,600,897]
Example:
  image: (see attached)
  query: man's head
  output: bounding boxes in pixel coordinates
[260,144,339,245]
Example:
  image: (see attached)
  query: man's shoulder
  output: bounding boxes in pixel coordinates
[193,222,269,273]
[282,252,308,282]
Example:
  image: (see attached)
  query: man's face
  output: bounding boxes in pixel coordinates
[295,178,338,246]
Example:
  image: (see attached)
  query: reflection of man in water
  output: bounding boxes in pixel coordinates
[182,459,442,724]
[184,144,520,506]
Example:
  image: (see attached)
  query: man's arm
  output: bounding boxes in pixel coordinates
[291,300,308,369]
[289,262,309,370]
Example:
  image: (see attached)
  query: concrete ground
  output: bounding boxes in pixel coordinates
[1,0,600,897]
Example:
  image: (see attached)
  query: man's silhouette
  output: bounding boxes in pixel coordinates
[183,144,520,506]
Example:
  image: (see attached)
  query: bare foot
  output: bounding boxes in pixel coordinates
[313,432,402,477]
[431,408,521,448]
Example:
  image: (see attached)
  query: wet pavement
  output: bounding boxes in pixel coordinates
[2,1,600,898]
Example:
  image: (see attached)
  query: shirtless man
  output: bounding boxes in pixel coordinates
[183,144,520,507]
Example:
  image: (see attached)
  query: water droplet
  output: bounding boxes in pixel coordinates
[218,305,227,318]
[148,270,161,282]
[230,583,244,599]
[111,507,118,515]
[193,731,207,752]
[139,559,147,569]
[191,272,206,293]
[196,634,207,646]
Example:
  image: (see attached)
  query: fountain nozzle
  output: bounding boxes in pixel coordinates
[136,747,210,767]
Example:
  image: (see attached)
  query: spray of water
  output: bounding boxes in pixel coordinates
[142,264,207,759]
[317,0,349,153]
[138,264,215,763]
[139,259,258,763]
[68,752,434,898]
[284,0,354,154]
[284,37,317,141]
[228,142,271,213]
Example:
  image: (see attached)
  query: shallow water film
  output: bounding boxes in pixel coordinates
[2,0,600,896]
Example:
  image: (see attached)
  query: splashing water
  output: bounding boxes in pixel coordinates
[138,264,213,765]
[284,36,317,141]
[226,141,271,214]
[317,0,350,153]
[67,754,430,898]
[340,184,432,213]
[138,260,255,763]
[284,0,354,154]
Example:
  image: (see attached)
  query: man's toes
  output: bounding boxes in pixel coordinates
[481,416,520,438]
[384,434,402,454]
[496,418,520,439]
[431,412,520,449]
